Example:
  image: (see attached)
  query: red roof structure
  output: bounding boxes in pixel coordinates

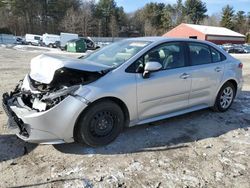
[163,23,246,44]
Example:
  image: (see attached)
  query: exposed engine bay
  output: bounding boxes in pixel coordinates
[9,69,103,112]
[6,54,111,112]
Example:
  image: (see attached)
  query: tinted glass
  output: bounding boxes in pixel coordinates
[34,36,40,40]
[144,42,185,70]
[211,47,221,62]
[188,43,212,65]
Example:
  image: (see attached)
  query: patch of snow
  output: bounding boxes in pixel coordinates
[215,172,224,181]
[125,161,143,172]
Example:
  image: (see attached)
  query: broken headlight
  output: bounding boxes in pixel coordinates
[42,85,80,101]
[32,85,80,111]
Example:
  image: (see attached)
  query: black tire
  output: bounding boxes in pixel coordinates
[75,101,124,147]
[213,82,236,112]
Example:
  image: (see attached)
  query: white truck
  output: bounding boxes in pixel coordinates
[42,33,60,48]
[25,34,42,46]
[60,32,78,49]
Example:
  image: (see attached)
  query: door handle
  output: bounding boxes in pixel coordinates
[180,73,190,79]
[215,67,222,72]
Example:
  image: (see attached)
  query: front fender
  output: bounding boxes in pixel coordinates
[75,85,138,125]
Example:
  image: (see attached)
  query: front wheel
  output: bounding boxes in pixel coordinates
[213,82,236,112]
[75,101,124,147]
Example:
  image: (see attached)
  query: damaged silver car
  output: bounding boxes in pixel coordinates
[2,37,243,147]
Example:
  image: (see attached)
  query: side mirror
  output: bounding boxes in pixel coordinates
[144,61,162,72]
[143,61,162,78]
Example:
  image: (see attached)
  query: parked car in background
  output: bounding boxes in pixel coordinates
[243,46,250,53]
[25,34,42,46]
[15,36,26,45]
[54,41,61,48]
[79,37,100,50]
[2,37,243,147]
[228,46,247,54]
[96,41,111,48]
[222,43,233,48]
[221,43,233,52]
[41,33,60,48]
[60,32,78,50]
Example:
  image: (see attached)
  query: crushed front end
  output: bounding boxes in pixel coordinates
[2,54,108,144]
[2,92,29,138]
[2,76,90,144]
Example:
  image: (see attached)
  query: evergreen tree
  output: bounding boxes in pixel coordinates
[184,0,207,24]
[220,5,234,30]
[234,11,247,34]
[161,5,173,31]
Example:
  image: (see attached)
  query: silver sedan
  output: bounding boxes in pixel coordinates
[2,37,243,147]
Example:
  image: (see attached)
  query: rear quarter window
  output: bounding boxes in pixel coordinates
[210,47,226,62]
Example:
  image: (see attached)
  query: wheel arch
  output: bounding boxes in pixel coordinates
[221,79,238,94]
[213,78,238,105]
[73,96,130,140]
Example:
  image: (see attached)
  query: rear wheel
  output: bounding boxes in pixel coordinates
[75,101,124,147]
[213,82,236,112]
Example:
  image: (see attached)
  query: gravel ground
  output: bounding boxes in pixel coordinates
[0,46,249,188]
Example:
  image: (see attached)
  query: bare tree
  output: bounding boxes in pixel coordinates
[78,2,94,36]
[60,8,79,33]
[109,15,119,37]
[203,13,221,26]
[144,19,157,36]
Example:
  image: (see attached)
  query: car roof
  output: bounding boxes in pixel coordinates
[125,36,214,45]
[123,37,230,59]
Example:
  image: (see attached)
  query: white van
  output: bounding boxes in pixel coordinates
[25,34,42,46]
[60,33,78,49]
[42,33,60,47]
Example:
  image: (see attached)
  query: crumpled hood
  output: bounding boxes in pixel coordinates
[29,54,110,84]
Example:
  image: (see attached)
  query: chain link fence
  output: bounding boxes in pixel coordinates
[0,34,15,44]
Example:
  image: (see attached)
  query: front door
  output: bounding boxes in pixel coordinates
[136,42,192,120]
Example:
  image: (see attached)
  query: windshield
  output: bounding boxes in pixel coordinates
[81,40,151,67]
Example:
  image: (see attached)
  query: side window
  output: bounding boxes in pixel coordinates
[144,42,185,70]
[211,47,221,62]
[188,43,212,66]
[211,47,226,62]
[34,36,40,40]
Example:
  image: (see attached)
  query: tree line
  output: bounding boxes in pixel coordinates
[0,0,249,38]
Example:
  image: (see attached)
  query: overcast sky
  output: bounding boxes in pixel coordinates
[114,0,250,15]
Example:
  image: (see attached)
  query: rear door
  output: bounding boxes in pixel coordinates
[187,42,226,107]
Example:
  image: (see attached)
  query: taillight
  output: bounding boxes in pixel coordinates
[238,62,243,69]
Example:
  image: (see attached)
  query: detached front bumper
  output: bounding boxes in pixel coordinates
[2,93,88,144]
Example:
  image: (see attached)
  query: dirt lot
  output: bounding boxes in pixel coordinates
[0,46,249,188]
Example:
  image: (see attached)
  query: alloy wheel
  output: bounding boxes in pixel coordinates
[220,87,234,109]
